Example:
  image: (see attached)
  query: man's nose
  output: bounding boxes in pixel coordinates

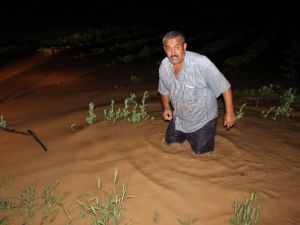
[170,48,176,55]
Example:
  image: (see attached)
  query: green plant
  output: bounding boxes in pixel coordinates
[77,169,129,225]
[152,209,160,224]
[0,116,7,128]
[0,197,14,210]
[258,84,281,98]
[261,106,276,118]
[86,102,97,125]
[236,103,247,120]
[104,91,150,124]
[40,180,70,224]
[230,192,261,225]
[129,91,149,124]
[273,88,296,120]
[178,217,198,225]
[0,217,8,225]
[261,88,297,120]
[118,55,136,63]
[18,184,37,220]
[37,47,62,56]
[130,75,141,84]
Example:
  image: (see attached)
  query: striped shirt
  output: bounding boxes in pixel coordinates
[158,51,231,133]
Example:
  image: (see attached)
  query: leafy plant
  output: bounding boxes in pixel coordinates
[18,184,37,220]
[86,102,97,125]
[40,180,69,224]
[0,217,8,225]
[261,88,297,120]
[0,116,7,128]
[258,84,281,98]
[104,91,150,124]
[152,209,160,224]
[77,169,129,225]
[118,55,136,63]
[236,103,247,120]
[130,75,141,84]
[273,88,297,119]
[230,192,261,225]
[178,217,198,225]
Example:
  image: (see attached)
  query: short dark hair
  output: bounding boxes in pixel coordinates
[162,31,185,45]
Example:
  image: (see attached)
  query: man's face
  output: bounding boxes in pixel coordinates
[163,37,187,65]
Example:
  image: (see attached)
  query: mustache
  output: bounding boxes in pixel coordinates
[170,55,179,58]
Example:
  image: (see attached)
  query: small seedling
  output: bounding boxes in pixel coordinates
[273,88,296,120]
[0,115,7,128]
[261,87,297,120]
[152,209,160,224]
[86,102,97,125]
[130,75,141,84]
[236,103,247,120]
[77,169,129,225]
[0,217,8,225]
[178,217,198,225]
[18,184,37,220]
[230,192,261,225]
[104,91,150,124]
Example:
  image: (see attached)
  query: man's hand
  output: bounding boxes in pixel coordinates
[224,112,236,130]
[222,88,236,130]
[163,109,173,121]
[161,95,172,121]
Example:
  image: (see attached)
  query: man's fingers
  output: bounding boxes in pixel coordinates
[166,114,172,121]
[163,112,172,121]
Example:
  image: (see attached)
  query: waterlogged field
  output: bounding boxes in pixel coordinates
[0,21,300,225]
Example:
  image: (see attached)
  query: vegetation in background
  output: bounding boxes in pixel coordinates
[261,87,297,120]
[242,84,298,120]
[279,50,299,80]
[236,103,247,120]
[224,34,272,67]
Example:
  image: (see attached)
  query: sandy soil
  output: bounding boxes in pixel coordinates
[0,53,300,225]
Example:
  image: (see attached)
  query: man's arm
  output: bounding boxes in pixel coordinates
[222,87,236,130]
[161,95,172,121]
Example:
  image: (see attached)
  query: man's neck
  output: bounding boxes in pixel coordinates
[173,61,184,77]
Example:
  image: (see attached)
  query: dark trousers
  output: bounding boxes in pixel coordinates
[165,118,218,154]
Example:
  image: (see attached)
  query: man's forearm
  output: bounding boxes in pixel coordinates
[161,95,171,110]
[222,88,234,114]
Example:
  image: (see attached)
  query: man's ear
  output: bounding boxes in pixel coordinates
[184,43,187,50]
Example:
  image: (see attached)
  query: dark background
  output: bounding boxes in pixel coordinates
[1,1,299,83]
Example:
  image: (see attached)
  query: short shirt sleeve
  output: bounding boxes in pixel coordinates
[201,56,231,97]
[158,64,170,96]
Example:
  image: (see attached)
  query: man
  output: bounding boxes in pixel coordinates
[158,31,236,154]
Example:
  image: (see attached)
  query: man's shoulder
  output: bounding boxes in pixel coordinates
[186,51,208,62]
[160,57,169,66]
[159,57,169,71]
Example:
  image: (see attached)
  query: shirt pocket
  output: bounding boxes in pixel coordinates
[183,84,198,103]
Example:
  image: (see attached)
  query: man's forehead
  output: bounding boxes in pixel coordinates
[164,38,184,46]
